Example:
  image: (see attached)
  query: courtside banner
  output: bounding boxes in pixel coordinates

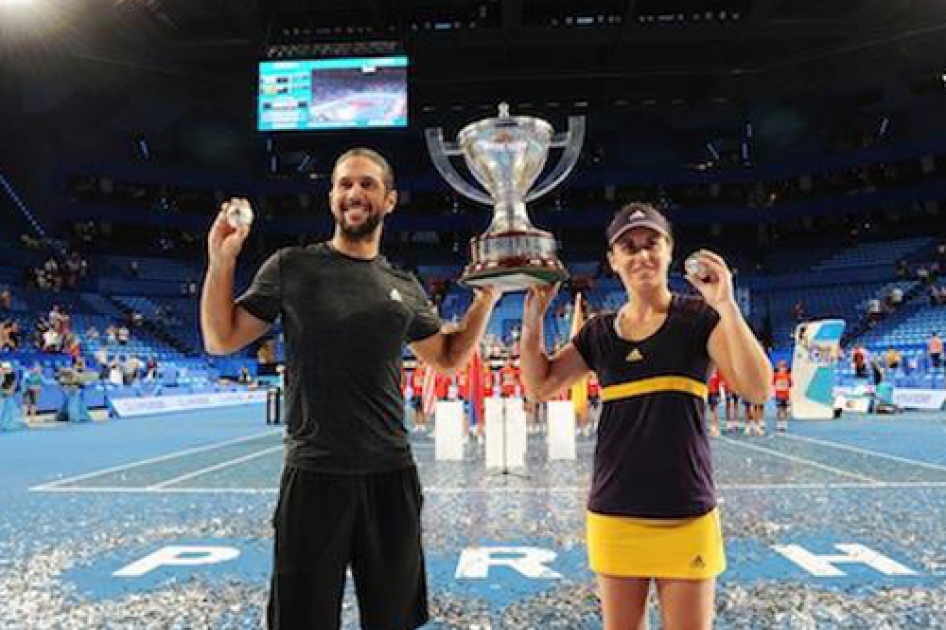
[892,389,946,410]
[834,386,946,410]
[109,391,268,418]
[790,319,846,420]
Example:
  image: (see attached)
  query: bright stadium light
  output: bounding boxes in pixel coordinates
[0,0,61,33]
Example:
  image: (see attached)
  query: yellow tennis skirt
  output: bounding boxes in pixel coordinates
[587,507,726,579]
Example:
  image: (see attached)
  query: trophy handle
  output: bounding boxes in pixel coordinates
[525,115,585,203]
[424,127,494,206]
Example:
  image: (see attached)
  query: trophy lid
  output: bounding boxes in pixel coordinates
[456,102,554,147]
[456,103,555,199]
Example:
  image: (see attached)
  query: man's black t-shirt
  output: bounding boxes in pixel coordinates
[236,243,441,473]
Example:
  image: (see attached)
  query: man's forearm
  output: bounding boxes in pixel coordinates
[200,259,237,353]
[442,294,496,369]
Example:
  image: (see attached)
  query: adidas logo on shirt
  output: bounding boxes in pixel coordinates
[626,348,644,363]
[389,288,403,303]
[691,555,705,569]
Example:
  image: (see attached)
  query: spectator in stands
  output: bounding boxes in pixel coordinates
[42,326,61,353]
[85,326,100,342]
[129,260,140,278]
[917,265,931,285]
[791,300,805,322]
[257,338,277,365]
[63,332,80,361]
[49,305,66,331]
[930,285,945,306]
[929,333,943,370]
[0,362,19,427]
[43,258,60,291]
[852,345,868,379]
[121,355,140,385]
[22,363,43,422]
[238,366,252,384]
[0,320,18,352]
[884,347,901,372]
[108,357,123,386]
[106,324,118,346]
[889,286,903,306]
[155,304,170,326]
[0,288,10,313]
[117,325,130,346]
[94,347,109,380]
[773,360,792,432]
[870,354,885,386]
[895,258,909,279]
[145,356,158,380]
[866,298,880,321]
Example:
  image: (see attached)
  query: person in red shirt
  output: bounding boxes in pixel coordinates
[720,372,740,433]
[482,365,495,398]
[499,358,520,398]
[743,397,765,437]
[852,345,868,379]
[707,368,722,436]
[414,363,441,432]
[409,364,426,429]
[457,367,470,402]
[773,360,792,431]
[475,364,495,443]
[588,371,601,409]
[435,372,451,401]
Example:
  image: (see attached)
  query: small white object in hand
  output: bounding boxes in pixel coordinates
[685,255,709,280]
[226,199,254,229]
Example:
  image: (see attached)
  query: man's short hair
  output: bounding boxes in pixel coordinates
[332,148,395,192]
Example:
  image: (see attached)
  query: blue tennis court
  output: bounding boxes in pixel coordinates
[3,404,946,628]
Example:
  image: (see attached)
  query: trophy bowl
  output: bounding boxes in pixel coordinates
[426,103,585,293]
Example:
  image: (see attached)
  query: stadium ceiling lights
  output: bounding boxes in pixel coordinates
[636,11,741,24]
[552,14,621,27]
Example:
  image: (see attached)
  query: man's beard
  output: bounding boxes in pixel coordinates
[336,206,384,241]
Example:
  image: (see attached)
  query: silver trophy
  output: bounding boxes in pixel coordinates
[425,103,585,292]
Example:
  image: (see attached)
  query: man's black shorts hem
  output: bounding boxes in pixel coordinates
[267,465,428,630]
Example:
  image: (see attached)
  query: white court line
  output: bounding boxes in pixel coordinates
[778,432,946,474]
[30,429,282,491]
[718,436,879,483]
[149,445,284,489]
[29,481,946,495]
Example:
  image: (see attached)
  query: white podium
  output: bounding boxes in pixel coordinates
[546,401,577,460]
[434,401,466,461]
[485,397,528,469]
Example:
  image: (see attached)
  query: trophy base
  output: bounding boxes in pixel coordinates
[461,265,568,293]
